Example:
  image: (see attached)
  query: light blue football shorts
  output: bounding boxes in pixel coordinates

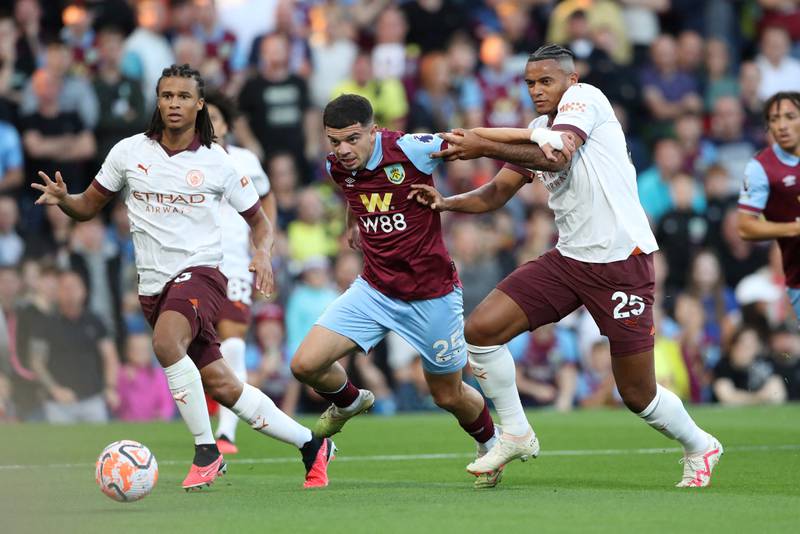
[788,288,800,324]
[316,276,467,375]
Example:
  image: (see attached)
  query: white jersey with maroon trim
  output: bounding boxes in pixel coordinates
[529,83,658,263]
[93,133,260,295]
[219,145,270,283]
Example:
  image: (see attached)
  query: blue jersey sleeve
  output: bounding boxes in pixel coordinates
[739,159,770,214]
[396,133,445,175]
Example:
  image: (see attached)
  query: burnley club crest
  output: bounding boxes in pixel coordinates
[384,163,405,185]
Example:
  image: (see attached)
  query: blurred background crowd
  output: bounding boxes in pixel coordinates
[0,0,798,424]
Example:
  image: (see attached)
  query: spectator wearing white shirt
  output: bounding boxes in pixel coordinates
[756,26,800,101]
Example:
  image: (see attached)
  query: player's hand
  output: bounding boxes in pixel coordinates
[249,249,274,297]
[347,224,361,250]
[31,171,68,205]
[541,133,577,162]
[51,385,77,404]
[408,184,448,211]
[431,128,485,161]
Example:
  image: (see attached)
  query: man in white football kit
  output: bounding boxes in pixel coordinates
[32,65,333,490]
[205,91,278,455]
[412,45,722,487]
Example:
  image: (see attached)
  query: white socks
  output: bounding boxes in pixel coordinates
[232,383,312,448]
[164,356,215,445]
[215,338,248,442]
[468,344,531,436]
[638,384,710,454]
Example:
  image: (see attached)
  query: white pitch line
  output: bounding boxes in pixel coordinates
[1,443,798,472]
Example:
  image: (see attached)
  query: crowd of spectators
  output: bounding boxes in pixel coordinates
[0,0,798,424]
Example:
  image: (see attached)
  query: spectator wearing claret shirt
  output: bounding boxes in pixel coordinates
[476,34,532,129]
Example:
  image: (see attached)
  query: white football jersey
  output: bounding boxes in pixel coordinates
[94,133,260,295]
[530,83,658,263]
[219,145,270,282]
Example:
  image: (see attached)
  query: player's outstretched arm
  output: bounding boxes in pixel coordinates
[408,166,528,213]
[243,207,275,297]
[737,211,800,240]
[31,170,110,221]
[470,127,533,144]
[432,128,581,172]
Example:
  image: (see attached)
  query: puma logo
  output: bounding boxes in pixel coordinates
[173,390,189,404]
[138,163,152,175]
[250,416,269,431]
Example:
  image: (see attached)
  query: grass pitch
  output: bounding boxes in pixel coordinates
[2,404,799,533]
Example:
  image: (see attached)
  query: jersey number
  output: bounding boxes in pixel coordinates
[611,291,645,319]
[360,213,407,234]
[227,278,253,305]
[432,331,464,364]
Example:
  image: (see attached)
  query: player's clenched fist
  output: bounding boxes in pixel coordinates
[408,184,448,211]
[249,249,274,297]
[347,224,362,250]
[32,170,68,205]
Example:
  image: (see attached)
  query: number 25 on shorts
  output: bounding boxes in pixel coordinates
[432,331,464,364]
[611,291,645,319]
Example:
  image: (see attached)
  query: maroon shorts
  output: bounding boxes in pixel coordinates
[497,248,655,356]
[217,277,253,325]
[139,266,229,369]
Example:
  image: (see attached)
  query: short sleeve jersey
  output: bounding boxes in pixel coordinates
[219,145,271,282]
[325,130,459,301]
[93,133,260,296]
[738,144,800,287]
[530,83,658,263]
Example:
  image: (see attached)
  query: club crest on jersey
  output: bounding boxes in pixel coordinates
[782,175,797,187]
[384,164,405,185]
[186,169,204,188]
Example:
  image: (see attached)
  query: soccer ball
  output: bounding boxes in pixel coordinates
[95,440,158,502]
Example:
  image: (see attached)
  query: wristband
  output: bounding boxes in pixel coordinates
[529,128,564,150]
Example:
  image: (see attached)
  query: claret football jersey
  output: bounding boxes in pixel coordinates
[326,130,460,301]
[739,144,800,287]
[92,133,260,295]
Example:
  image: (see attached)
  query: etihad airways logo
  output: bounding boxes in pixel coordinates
[131,190,206,214]
[359,192,393,213]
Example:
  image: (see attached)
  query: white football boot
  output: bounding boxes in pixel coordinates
[676,434,724,487]
[467,427,539,475]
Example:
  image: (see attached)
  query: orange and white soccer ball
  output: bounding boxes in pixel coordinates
[95,440,158,502]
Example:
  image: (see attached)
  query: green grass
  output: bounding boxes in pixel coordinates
[2,405,799,533]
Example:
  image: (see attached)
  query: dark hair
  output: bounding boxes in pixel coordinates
[763,91,800,122]
[145,64,213,147]
[323,94,374,129]
[203,90,239,131]
[528,44,575,63]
